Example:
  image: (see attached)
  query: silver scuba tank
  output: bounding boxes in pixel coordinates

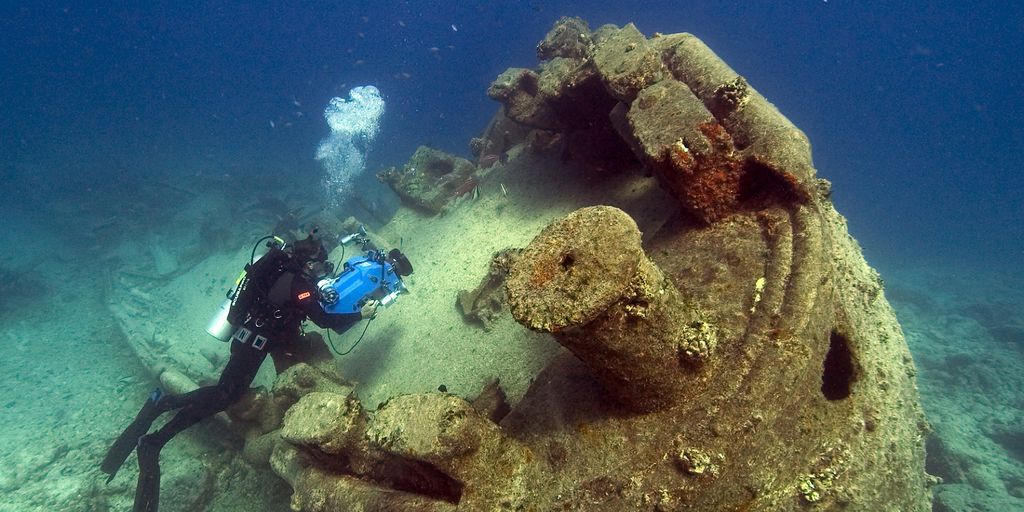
[205,243,277,341]
[205,297,235,341]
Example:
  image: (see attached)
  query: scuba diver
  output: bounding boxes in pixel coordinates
[100,228,411,512]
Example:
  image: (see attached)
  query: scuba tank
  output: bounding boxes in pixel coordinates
[205,235,285,341]
[205,297,236,341]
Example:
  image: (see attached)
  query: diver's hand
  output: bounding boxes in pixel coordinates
[360,300,380,319]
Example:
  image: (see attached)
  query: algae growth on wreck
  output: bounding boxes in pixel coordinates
[2,3,1022,511]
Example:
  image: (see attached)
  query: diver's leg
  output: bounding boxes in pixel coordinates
[129,389,251,512]
[131,409,201,512]
[101,339,265,482]
[133,436,161,512]
[155,338,268,410]
[100,388,165,483]
[129,341,266,512]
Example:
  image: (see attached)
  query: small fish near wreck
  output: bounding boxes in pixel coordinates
[377,145,480,214]
[477,153,500,168]
[454,177,479,199]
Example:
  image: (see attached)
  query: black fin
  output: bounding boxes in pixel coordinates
[100,389,163,483]
[133,436,162,512]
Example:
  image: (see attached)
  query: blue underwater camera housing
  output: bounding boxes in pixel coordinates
[317,228,413,315]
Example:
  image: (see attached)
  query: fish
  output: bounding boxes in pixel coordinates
[478,154,499,168]
[454,177,479,198]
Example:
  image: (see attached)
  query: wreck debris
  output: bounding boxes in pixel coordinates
[488,19,809,222]
[469,106,529,162]
[505,206,714,412]
[456,249,521,331]
[251,18,932,510]
[270,389,534,511]
[469,378,511,424]
[591,23,664,103]
[106,17,933,512]
[377,146,479,215]
[536,16,593,61]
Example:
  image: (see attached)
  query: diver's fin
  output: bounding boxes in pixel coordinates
[100,388,164,483]
[133,436,161,512]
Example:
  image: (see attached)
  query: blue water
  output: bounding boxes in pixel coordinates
[3,2,1021,268]
[2,1,1022,510]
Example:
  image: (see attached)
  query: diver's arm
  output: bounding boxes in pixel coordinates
[304,300,362,332]
[299,281,364,332]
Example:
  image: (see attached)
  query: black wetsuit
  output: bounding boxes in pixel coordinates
[128,247,360,512]
[145,247,359,445]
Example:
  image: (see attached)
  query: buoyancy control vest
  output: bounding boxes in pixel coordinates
[227,248,308,338]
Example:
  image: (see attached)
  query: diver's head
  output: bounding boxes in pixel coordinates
[291,230,334,279]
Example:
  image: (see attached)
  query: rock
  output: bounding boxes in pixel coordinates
[498,19,928,511]
[228,386,270,424]
[368,393,535,509]
[223,362,358,441]
[279,460,455,512]
[281,392,366,455]
[150,243,179,276]
[984,419,1024,464]
[925,433,970,484]
[487,60,634,172]
[933,483,1024,512]
[271,390,532,511]
[199,345,222,367]
[488,24,810,221]
[241,429,280,467]
[270,363,355,427]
